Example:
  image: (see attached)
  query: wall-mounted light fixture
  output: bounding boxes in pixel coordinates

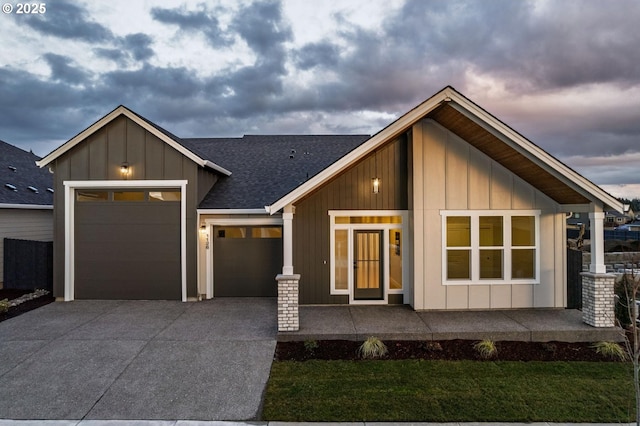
[372,177,380,194]
[120,162,129,176]
[371,150,380,194]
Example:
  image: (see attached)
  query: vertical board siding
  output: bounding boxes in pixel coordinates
[0,209,53,285]
[294,136,408,304]
[51,116,205,299]
[413,119,562,310]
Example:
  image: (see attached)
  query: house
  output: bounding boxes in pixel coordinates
[0,140,54,287]
[36,86,622,329]
[605,209,631,228]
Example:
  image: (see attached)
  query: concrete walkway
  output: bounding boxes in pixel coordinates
[0,299,277,421]
[279,305,622,342]
[0,421,634,425]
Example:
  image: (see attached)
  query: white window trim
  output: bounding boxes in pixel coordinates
[64,180,188,302]
[329,210,408,304]
[440,209,541,285]
[201,216,283,299]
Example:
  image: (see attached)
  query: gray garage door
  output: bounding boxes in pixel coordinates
[74,189,181,300]
[213,225,282,297]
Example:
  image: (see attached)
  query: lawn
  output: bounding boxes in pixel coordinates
[263,360,635,422]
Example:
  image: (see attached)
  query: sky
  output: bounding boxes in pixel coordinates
[1,0,639,198]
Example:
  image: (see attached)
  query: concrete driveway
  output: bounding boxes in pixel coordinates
[0,298,277,421]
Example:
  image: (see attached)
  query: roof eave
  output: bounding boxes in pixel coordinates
[36,106,232,177]
[266,87,455,214]
[266,86,623,215]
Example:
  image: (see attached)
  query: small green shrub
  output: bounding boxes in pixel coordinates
[591,341,628,361]
[0,299,9,314]
[542,342,557,354]
[304,339,319,353]
[473,339,497,359]
[358,337,388,359]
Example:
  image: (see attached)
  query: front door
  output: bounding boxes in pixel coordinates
[353,230,384,300]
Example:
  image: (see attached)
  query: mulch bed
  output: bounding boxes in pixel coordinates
[0,288,55,323]
[276,339,623,362]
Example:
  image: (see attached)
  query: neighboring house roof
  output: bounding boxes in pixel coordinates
[186,135,370,209]
[0,139,53,207]
[36,106,231,176]
[267,86,623,214]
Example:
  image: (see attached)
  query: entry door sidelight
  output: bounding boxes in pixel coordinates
[353,230,384,300]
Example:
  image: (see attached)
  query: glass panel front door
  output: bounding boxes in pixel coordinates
[353,230,384,300]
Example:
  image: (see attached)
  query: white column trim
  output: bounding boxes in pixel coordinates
[282,204,295,275]
[589,211,606,274]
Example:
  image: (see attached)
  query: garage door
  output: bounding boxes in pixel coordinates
[213,225,282,297]
[74,189,181,300]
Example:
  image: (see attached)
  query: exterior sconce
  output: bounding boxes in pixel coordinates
[120,162,129,175]
[372,177,380,194]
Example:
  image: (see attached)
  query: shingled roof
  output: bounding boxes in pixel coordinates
[0,140,53,206]
[182,135,370,209]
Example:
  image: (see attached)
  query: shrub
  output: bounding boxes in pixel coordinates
[358,337,388,359]
[591,341,628,361]
[303,339,319,354]
[473,339,497,359]
[0,299,9,314]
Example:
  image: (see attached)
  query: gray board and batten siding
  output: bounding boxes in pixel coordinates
[293,135,408,305]
[49,115,218,300]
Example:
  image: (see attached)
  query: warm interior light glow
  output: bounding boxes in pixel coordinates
[372,177,380,194]
[120,162,129,175]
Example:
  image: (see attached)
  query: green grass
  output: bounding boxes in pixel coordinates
[263,360,635,422]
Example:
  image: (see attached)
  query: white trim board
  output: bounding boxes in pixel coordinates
[63,179,188,302]
[37,106,231,176]
[0,204,53,210]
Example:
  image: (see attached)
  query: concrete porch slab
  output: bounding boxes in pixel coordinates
[418,311,530,342]
[279,306,624,343]
[350,305,432,340]
[502,309,623,342]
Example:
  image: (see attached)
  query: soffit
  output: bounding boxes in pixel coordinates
[428,104,592,205]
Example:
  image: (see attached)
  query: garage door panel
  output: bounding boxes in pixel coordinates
[74,192,181,300]
[213,226,282,297]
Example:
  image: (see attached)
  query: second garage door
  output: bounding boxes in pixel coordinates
[213,225,282,297]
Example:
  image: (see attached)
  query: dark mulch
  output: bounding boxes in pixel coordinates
[276,339,622,362]
[0,288,54,323]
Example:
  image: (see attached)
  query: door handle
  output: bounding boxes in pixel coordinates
[353,261,357,269]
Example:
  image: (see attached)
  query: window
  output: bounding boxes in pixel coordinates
[442,211,539,284]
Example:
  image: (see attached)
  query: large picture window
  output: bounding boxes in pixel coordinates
[442,211,540,284]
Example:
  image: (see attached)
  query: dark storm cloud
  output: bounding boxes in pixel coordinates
[21,0,113,42]
[103,64,201,99]
[121,33,155,62]
[43,53,91,84]
[294,41,341,70]
[150,5,233,47]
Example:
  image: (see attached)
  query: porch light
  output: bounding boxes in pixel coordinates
[120,162,129,175]
[372,177,380,194]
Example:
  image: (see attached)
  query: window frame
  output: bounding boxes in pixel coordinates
[441,210,540,285]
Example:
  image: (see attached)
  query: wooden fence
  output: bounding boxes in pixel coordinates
[3,238,53,291]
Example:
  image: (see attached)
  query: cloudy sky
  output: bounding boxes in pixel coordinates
[1,0,639,198]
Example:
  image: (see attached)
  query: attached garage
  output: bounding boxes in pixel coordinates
[73,188,182,300]
[212,225,282,297]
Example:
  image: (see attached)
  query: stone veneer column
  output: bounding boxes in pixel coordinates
[276,274,300,332]
[581,272,615,327]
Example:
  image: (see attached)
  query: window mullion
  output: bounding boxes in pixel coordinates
[471,215,479,282]
[504,215,512,281]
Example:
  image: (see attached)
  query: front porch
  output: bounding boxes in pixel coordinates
[278,305,622,343]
